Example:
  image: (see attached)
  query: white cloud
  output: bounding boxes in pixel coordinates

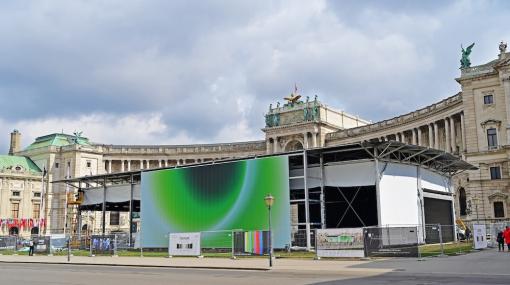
[0,0,509,153]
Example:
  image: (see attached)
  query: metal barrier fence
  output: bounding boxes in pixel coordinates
[2,222,505,259]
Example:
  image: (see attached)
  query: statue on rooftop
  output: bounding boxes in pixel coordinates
[460,43,475,68]
[284,84,302,106]
[500,41,507,54]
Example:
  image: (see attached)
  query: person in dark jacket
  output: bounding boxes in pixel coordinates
[497,230,505,252]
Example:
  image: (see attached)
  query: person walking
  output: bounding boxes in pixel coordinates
[497,230,505,252]
[504,226,510,252]
[28,239,34,256]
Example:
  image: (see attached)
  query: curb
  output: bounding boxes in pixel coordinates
[0,260,269,271]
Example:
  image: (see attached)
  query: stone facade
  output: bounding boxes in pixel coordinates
[4,41,510,236]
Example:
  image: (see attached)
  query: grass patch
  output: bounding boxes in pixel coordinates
[419,242,473,257]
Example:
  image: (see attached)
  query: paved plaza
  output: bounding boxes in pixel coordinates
[0,248,508,284]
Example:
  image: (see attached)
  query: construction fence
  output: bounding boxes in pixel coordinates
[0,222,506,258]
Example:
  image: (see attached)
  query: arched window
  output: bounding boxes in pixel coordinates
[285,140,303,151]
[9,227,19,236]
[31,227,39,235]
[459,188,467,216]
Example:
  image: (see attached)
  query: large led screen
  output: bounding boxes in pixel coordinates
[141,156,291,248]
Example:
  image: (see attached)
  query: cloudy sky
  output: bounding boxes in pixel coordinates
[1,0,509,152]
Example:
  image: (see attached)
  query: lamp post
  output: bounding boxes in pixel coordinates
[264,194,274,267]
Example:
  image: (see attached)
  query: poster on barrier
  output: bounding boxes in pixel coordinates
[233,230,269,255]
[364,227,419,257]
[316,228,365,258]
[169,232,201,256]
[91,235,115,255]
[473,224,487,249]
[34,236,50,254]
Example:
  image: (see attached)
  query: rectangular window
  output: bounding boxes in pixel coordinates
[86,161,91,168]
[490,166,502,179]
[494,201,505,218]
[487,128,498,148]
[109,211,120,226]
[33,204,40,219]
[34,192,41,198]
[12,191,20,197]
[483,94,494,105]
[11,203,19,218]
[55,162,59,168]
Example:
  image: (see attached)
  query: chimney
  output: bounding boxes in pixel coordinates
[8,129,21,155]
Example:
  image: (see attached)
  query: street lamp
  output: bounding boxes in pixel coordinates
[264,194,274,267]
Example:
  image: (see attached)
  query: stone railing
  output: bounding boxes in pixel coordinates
[327,93,462,140]
[460,63,496,78]
[100,140,267,155]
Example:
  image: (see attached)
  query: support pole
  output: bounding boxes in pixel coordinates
[319,153,326,229]
[102,177,107,236]
[303,150,311,250]
[374,148,382,226]
[129,174,134,247]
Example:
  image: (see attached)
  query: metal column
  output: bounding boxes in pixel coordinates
[129,174,134,246]
[319,153,326,229]
[374,148,382,226]
[303,150,311,250]
[102,177,107,235]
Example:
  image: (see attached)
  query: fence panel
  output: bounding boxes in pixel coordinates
[364,226,419,257]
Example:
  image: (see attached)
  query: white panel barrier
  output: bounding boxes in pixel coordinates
[168,232,201,256]
[473,224,488,250]
[316,228,365,258]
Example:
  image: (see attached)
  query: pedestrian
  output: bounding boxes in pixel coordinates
[28,239,34,256]
[465,227,471,241]
[497,230,505,252]
[504,226,510,251]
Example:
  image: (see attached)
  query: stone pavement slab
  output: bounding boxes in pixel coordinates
[0,255,391,276]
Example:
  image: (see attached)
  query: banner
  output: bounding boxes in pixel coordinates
[473,224,487,249]
[169,232,201,256]
[141,156,290,248]
[316,228,365,257]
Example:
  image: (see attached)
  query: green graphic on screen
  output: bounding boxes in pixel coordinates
[141,156,291,248]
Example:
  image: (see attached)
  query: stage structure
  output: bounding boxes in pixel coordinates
[55,141,475,250]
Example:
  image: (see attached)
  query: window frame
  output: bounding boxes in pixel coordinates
[109,211,120,226]
[483,94,494,105]
[11,203,19,218]
[490,166,502,180]
[487,128,498,149]
[494,201,505,218]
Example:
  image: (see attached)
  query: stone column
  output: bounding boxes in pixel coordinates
[158,160,162,168]
[121,160,125,172]
[450,116,456,153]
[434,122,439,149]
[303,133,309,149]
[460,112,466,152]
[502,76,510,144]
[384,135,389,141]
[417,127,422,146]
[444,118,451,153]
[127,160,131,171]
[273,137,279,153]
[312,132,318,148]
[396,133,400,142]
[164,160,168,167]
[412,129,417,145]
[139,160,144,170]
[108,160,112,173]
[428,124,433,147]
[266,139,272,153]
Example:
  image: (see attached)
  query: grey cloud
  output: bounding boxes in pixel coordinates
[0,0,510,152]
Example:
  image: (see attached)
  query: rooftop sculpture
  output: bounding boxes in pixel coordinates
[460,43,475,68]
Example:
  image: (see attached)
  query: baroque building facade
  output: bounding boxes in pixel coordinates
[2,41,509,237]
